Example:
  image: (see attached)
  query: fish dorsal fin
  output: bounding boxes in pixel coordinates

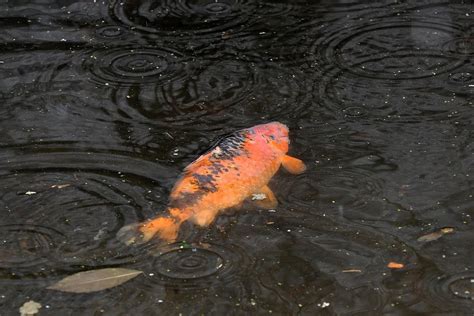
[183,151,213,173]
[183,130,248,173]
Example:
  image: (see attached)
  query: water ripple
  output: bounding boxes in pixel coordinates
[112,0,253,34]
[231,211,419,314]
[317,66,472,122]
[95,25,129,39]
[83,47,189,86]
[111,0,294,40]
[420,271,474,313]
[0,224,65,269]
[111,59,311,129]
[0,151,174,282]
[443,36,474,56]
[144,242,252,290]
[317,21,466,80]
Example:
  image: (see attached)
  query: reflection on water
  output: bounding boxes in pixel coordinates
[0,0,473,314]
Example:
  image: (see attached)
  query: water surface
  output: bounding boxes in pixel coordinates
[0,0,473,314]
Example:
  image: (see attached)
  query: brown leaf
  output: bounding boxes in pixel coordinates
[417,227,455,242]
[47,268,142,293]
[342,269,362,273]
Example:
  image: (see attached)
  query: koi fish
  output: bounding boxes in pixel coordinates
[117,122,306,245]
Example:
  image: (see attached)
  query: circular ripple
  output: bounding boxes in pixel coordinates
[111,0,293,39]
[149,242,250,289]
[83,47,187,86]
[154,59,257,123]
[285,167,388,220]
[449,276,474,300]
[443,37,474,55]
[0,225,65,269]
[156,247,223,279]
[112,59,311,129]
[112,0,256,35]
[421,272,474,312]
[318,22,465,80]
[343,106,366,117]
[96,25,128,38]
[0,151,174,276]
[317,66,471,121]
[449,72,473,84]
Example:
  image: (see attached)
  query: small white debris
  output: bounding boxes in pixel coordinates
[24,191,37,195]
[317,302,330,308]
[251,193,267,201]
[19,300,42,316]
[51,184,71,189]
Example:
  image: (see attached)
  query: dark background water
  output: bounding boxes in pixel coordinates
[0,0,473,315]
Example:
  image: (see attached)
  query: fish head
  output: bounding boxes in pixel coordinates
[251,122,289,154]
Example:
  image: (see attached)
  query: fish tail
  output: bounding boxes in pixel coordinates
[117,208,186,245]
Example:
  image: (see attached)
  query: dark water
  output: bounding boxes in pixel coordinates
[0,0,473,314]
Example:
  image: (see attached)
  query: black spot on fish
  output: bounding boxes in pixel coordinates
[170,191,205,209]
[192,173,218,193]
[202,129,250,161]
[170,128,252,208]
[169,172,218,208]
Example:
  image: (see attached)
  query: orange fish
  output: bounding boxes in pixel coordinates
[117,122,306,245]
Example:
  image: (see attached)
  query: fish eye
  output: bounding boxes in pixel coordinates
[269,135,275,140]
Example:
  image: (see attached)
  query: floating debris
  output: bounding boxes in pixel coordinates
[47,268,143,293]
[251,193,267,201]
[19,300,42,316]
[51,184,71,189]
[317,301,330,308]
[417,227,455,242]
[342,269,362,273]
[387,262,405,269]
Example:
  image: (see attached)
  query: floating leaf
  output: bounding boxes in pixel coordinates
[47,268,143,293]
[342,269,362,273]
[19,300,41,316]
[417,227,455,242]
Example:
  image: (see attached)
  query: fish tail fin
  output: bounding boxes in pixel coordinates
[117,210,185,245]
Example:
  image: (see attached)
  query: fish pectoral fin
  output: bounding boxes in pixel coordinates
[250,185,278,209]
[282,155,307,175]
[191,209,219,227]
